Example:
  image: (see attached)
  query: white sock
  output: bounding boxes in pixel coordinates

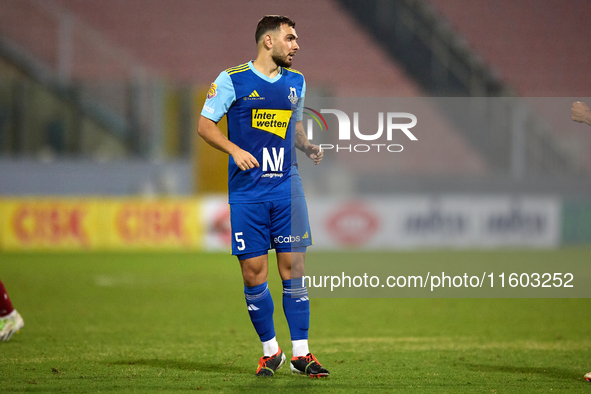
[0,309,16,320]
[292,339,309,358]
[262,337,279,357]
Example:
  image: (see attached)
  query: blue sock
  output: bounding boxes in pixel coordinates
[244,282,275,342]
[282,278,309,340]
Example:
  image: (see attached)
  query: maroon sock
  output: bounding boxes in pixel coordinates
[0,280,15,317]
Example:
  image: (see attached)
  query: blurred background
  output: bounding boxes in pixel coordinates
[1,0,590,251]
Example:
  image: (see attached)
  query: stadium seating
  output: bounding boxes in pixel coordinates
[426,0,591,97]
[52,0,423,97]
[0,0,59,69]
[425,0,591,174]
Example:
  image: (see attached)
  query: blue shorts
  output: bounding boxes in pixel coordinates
[230,197,313,259]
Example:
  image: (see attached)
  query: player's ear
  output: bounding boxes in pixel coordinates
[264,34,273,49]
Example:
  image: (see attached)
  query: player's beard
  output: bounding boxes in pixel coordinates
[272,49,292,68]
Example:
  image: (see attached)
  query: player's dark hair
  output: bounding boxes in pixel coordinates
[255,15,295,43]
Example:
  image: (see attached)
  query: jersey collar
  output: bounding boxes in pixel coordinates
[248,60,284,83]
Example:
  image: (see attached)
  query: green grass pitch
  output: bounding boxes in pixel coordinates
[1,249,590,392]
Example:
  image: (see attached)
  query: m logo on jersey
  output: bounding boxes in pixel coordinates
[251,109,292,139]
[262,147,284,172]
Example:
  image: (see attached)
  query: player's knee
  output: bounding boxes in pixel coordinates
[240,260,267,286]
[242,271,267,287]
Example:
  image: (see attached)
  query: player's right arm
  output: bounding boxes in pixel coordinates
[197,116,259,170]
[198,71,259,171]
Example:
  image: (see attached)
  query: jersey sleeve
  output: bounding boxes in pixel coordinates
[295,78,306,122]
[201,71,236,122]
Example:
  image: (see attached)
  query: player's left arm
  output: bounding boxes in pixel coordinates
[293,78,322,164]
[295,121,323,165]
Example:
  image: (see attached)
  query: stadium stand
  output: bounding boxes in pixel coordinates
[335,0,591,177]
[425,0,591,174]
[52,0,422,97]
[425,0,591,97]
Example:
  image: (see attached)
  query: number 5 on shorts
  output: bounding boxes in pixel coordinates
[235,232,246,251]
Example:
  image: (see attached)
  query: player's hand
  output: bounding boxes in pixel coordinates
[305,144,323,165]
[230,148,259,171]
[571,101,591,125]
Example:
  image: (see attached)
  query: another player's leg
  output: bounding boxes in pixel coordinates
[240,254,285,376]
[585,371,591,382]
[0,280,24,341]
[277,252,329,378]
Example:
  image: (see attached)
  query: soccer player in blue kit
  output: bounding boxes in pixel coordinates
[197,15,329,377]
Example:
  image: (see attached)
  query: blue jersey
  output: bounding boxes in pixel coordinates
[201,61,306,204]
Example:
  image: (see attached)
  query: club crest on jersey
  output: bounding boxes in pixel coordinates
[288,87,299,105]
[207,83,217,99]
